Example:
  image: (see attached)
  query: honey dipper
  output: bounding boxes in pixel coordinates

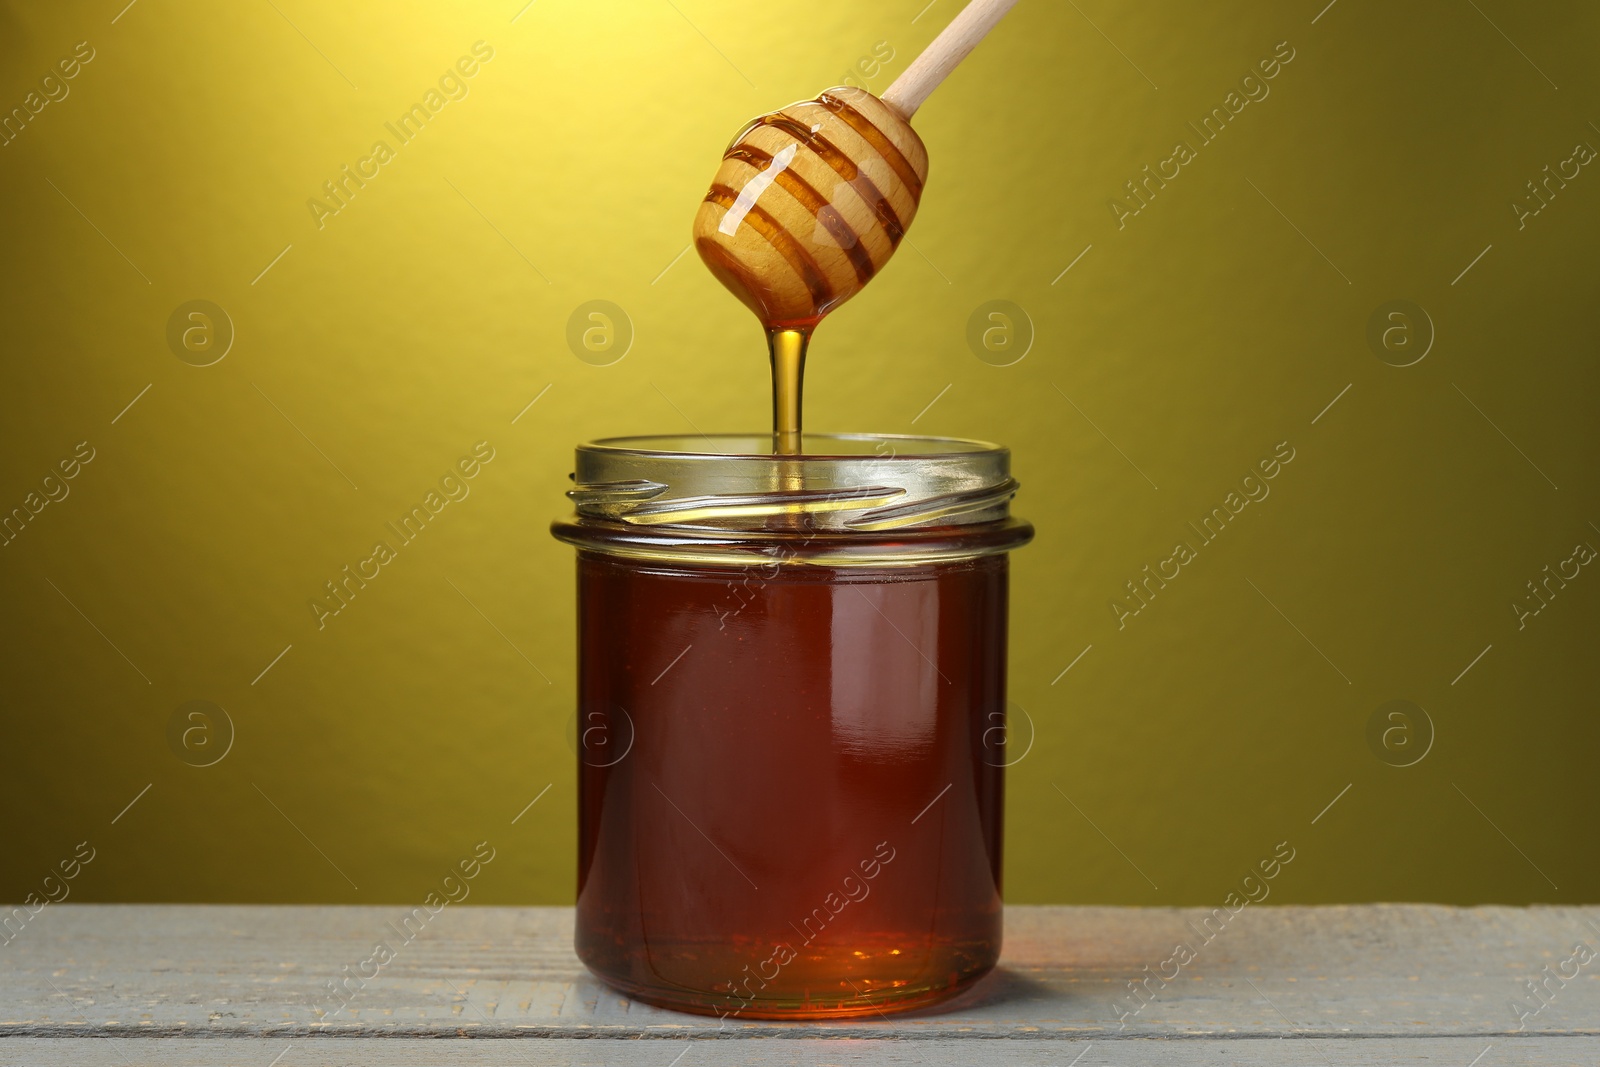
[693,0,1021,454]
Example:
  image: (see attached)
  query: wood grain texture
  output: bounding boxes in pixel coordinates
[1,904,1597,1048]
[881,0,1022,120]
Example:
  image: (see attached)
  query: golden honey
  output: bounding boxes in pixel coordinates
[693,86,929,454]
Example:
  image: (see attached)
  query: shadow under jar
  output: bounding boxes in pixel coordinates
[551,434,1033,1019]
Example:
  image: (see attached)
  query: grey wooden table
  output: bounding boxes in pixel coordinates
[1,904,1596,1064]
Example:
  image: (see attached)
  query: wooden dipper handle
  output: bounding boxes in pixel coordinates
[882,0,1021,120]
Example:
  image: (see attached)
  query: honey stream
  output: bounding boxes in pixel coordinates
[695,90,927,456]
[767,327,809,455]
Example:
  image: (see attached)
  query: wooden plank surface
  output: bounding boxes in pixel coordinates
[1,904,1596,1057]
[2,1037,1597,1067]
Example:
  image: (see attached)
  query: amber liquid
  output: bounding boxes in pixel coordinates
[574,551,1008,1018]
[768,327,808,455]
[698,228,820,455]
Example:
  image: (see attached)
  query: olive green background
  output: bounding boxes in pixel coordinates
[2,0,1595,908]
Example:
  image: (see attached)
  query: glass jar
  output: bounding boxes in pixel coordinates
[550,433,1033,1019]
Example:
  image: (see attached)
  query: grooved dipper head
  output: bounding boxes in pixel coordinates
[693,86,930,331]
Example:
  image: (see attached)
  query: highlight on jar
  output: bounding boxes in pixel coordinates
[551,0,1031,1019]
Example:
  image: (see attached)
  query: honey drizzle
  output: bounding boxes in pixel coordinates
[703,184,835,313]
[749,113,906,245]
[724,144,876,286]
[706,99,924,456]
[815,94,924,203]
[768,327,809,455]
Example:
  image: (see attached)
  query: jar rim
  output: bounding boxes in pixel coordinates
[559,431,1027,554]
[579,432,1006,461]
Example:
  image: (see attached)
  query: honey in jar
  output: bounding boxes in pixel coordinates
[553,434,1031,1017]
